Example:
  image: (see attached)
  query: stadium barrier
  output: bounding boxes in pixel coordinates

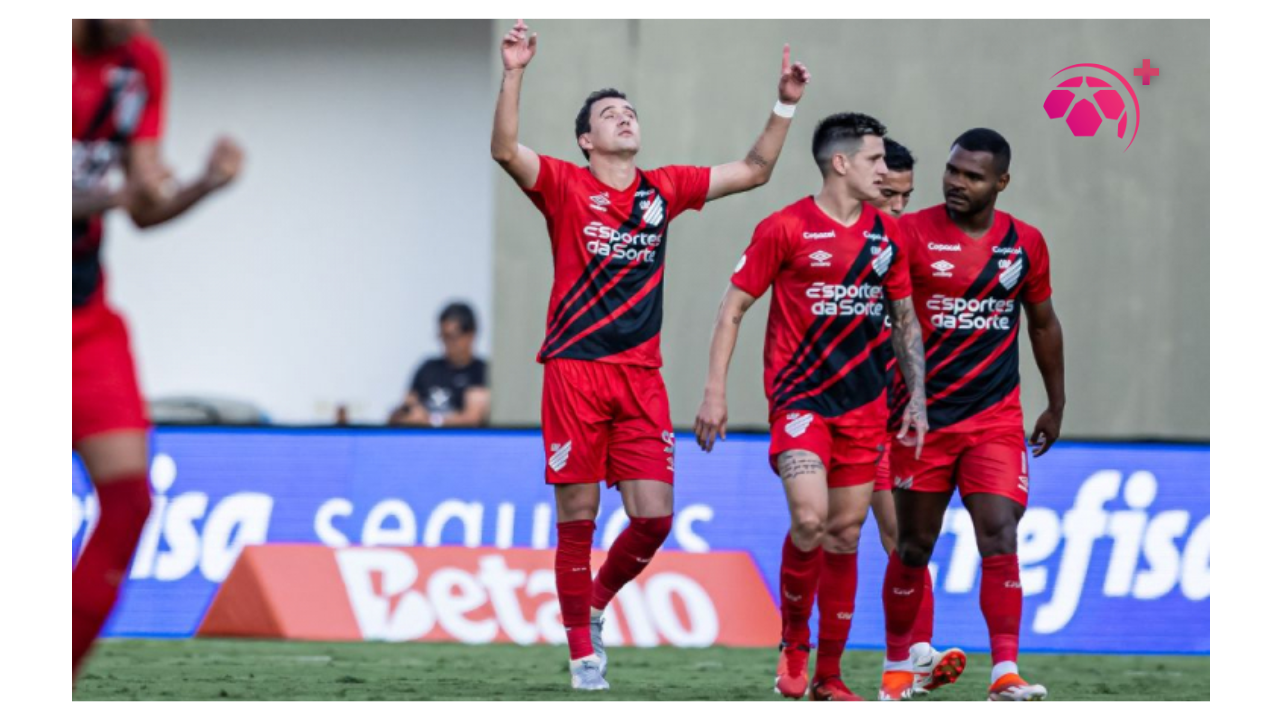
[197,545,779,647]
[72,428,1209,653]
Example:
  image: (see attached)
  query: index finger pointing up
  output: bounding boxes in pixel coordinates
[782,44,791,73]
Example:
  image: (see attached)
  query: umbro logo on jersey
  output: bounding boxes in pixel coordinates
[642,196,666,226]
[894,475,914,490]
[784,412,814,438]
[803,231,836,240]
[999,257,1024,289]
[872,245,894,276]
[549,441,573,472]
[589,192,610,211]
[809,250,833,267]
[931,260,954,277]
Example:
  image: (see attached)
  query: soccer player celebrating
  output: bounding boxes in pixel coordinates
[879,129,1065,702]
[73,19,243,680]
[694,113,928,701]
[489,20,810,691]
[867,138,968,698]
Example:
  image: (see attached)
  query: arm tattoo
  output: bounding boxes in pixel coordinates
[777,450,826,482]
[746,145,769,169]
[890,299,926,400]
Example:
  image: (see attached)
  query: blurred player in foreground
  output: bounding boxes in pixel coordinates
[867,138,968,698]
[490,19,809,691]
[73,18,243,680]
[880,129,1064,701]
[694,113,927,700]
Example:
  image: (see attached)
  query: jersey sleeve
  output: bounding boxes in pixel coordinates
[130,36,167,142]
[882,215,913,302]
[654,165,711,220]
[522,154,575,219]
[1021,227,1053,304]
[730,215,790,298]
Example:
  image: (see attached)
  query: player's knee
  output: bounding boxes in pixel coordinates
[897,535,936,567]
[629,514,673,544]
[823,521,861,553]
[879,526,898,556]
[790,515,826,550]
[975,523,1018,557]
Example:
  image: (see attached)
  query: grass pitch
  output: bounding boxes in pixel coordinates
[74,639,1208,701]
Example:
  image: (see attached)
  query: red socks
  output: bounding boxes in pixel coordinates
[882,551,926,662]
[555,520,596,660]
[72,475,153,676]
[591,515,671,610]
[910,567,935,647]
[779,534,823,647]
[815,550,857,679]
[981,554,1022,666]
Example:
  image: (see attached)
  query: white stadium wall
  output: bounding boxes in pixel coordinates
[102,20,495,423]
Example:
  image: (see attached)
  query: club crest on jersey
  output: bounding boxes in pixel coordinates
[548,441,573,472]
[871,244,894,276]
[809,250,833,267]
[998,256,1025,289]
[931,260,954,277]
[641,196,666,226]
[588,192,610,211]
[784,412,814,438]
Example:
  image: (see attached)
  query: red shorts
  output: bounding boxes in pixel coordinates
[73,302,149,445]
[541,359,674,486]
[874,451,892,492]
[768,410,887,488]
[888,427,1030,506]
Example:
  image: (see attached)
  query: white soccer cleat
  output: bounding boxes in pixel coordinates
[590,613,608,677]
[570,655,610,691]
[910,645,967,695]
[988,673,1047,701]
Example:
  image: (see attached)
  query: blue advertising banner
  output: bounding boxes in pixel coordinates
[72,429,1209,654]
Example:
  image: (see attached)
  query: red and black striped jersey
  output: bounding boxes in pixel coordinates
[890,204,1053,433]
[732,197,912,425]
[524,155,710,368]
[72,34,166,308]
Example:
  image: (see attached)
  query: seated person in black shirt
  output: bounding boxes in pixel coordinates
[389,302,490,427]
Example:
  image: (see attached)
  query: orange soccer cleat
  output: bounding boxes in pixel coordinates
[988,673,1048,701]
[878,669,916,701]
[774,643,810,699]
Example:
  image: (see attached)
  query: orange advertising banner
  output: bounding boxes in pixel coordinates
[199,545,779,648]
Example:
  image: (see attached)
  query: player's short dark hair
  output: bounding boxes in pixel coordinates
[575,88,630,160]
[884,138,915,173]
[439,302,477,335]
[952,128,1011,175]
[812,112,888,176]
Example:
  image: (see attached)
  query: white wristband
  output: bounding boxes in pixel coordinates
[773,100,797,119]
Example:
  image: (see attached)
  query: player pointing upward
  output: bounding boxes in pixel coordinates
[490,19,810,691]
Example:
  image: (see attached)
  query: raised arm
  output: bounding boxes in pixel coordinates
[890,298,929,458]
[706,45,810,202]
[694,285,758,451]
[490,19,542,190]
[123,137,242,229]
[1025,298,1066,456]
